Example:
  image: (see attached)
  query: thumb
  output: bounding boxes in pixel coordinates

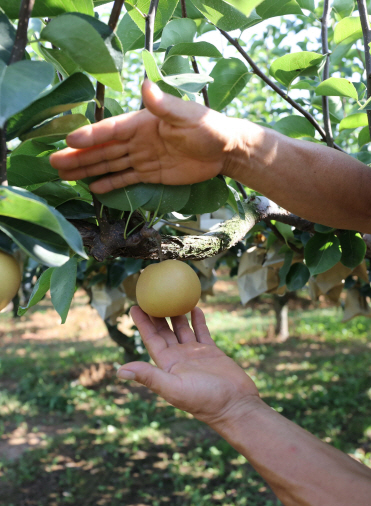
[117,361,180,398]
[142,79,205,127]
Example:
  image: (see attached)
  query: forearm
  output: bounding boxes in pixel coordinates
[211,398,371,506]
[225,123,371,233]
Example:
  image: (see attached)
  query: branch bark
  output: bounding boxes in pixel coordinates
[71,197,314,261]
[321,0,334,148]
[9,0,35,64]
[357,0,371,139]
[94,0,125,122]
[218,28,345,153]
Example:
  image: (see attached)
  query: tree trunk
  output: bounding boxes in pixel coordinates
[273,294,290,342]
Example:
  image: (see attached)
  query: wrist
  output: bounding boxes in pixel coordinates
[221,119,283,188]
[208,395,269,439]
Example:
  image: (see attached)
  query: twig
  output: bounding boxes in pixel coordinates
[265,219,302,255]
[321,0,334,148]
[0,128,7,184]
[236,181,248,199]
[357,0,371,139]
[1,0,36,184]
[140,0,160,110]
[218,28,345,153]
[180,0,210,107]
[94,0,125,122]
[9,0,35,64]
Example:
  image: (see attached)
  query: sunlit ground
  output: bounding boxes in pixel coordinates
[1,275,370,506]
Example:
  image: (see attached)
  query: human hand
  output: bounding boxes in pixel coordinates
[117,306,260,428]
[49,80,245,194]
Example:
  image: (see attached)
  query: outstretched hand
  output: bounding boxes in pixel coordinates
[118,306,259,428]
[50,80,244,194]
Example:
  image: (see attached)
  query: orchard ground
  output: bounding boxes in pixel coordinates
[1,271,371,506]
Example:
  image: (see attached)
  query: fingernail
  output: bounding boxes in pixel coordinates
[117,369,136,380]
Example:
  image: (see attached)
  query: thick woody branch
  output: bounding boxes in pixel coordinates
[357,0,371,139]
[9,0,35,64]
[72,197,316,261]
[218,28,345,153]
[321,0,334,148]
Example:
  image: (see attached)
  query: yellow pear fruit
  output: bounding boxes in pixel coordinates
[0,251,22,311]
[136,260,201,318]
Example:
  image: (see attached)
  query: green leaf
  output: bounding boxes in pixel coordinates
[339,112,368,131]
[279,250,294,287]
[314,224,336,234]
[94,183,154,212]
[0,186,86,259]
[273,115,315,138]
[165,42,222,59]
[223,0,264,16]
[7,73,94,140]
[190,0,250,30]
[296,0,315,11]
[286,263,310,291]
[333,0,355,19]
[160,19,197,48]
[162,55,192,76]
[339,230,367,268]
[0,8,15,64]
[315,77,358,100]
[270,52,326,88]
[141,184,192,214]
[7,154,59,187]
[32,181,82,207]
[275,222,295,243]
[208,58,250,111]
[179,178,229,214]
[125,0,179,33]
[164,73,213,94]
[0,60,54,127]
[50,256,78,323]
[21,114,90,143]
[358,126,370,148]
[56,200,95,219]
[290,79,318,90]
[226,185,245,219]
[334,16,362,45]
[0,217,70,266]
[142,50,204,96]
[37,44,81,78]
[0,0,94,18]
[18,268,55,316]
[304,232,342,276]
[117,12,145,53]
[256,0,303,19]
[311,96,343,124]
[41,13,123,91]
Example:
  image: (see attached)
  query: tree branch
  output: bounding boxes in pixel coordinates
[321,0,334,148]
[94,0,125,122]
[9,0,35,64]
[236,181,248,199]
[357,0,371,139]
[265,219,302,254]
[140,0,160,109]
[0,128,7,184]
[71,197,316,261]
[1,0,36,185]
[218,28,345,153]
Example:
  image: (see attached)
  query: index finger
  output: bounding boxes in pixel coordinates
[130,306,168,364]
[65,111,140,149]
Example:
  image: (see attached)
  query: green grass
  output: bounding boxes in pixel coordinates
[0,288,370,505]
